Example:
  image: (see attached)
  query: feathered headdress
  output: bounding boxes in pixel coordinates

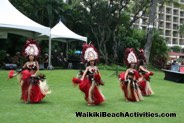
[124,48,137,66]
[138,49,146,62]
[81,43,98,63]
[22,39,40,58]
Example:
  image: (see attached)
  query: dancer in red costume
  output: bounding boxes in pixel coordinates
[72,43,105,105]
[119,48,143,102]
[9,39,51,103]
[137,49,154,96]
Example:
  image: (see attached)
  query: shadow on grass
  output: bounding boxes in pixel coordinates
[15,100,53,105]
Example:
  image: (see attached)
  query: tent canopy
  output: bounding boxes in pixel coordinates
[0,0,50,38]
[46,21,87,68]
[50,21,87,42]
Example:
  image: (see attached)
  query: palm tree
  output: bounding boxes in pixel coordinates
[34,0,65,27]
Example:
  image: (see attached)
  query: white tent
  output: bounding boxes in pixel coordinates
[46,21,87,68]
[51,21,87,42]
[0,0,50,38]
[0,0,87,69]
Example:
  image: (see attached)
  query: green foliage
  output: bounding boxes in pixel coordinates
[67,49,75,56]
[170,46,182,52]
[179,24,184,39]
[117,29,146,63]
[150,29,168,68]
[122,37,140,49]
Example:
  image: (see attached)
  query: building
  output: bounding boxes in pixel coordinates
[134,0,184,48]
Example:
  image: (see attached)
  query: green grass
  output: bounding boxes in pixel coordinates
[0,69,184,123]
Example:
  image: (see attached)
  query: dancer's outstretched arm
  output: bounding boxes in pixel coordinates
[139,66,150,73]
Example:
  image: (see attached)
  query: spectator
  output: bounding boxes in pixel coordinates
[44,53,49,69]
[57,52,68,68]
[3,53,12,64]
[13,52,21,68]
[52,49,59,66]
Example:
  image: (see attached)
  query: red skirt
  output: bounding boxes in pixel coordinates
[138,80,154,96]
[21,79,45,103]
[73,77,104,105]
[119,72,143,102]
[21,70,45,103]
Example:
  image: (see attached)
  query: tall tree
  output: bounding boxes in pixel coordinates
[110,0,151,63]
[73,0,151,64]
[34,0,66,27]
[144,0,157,63]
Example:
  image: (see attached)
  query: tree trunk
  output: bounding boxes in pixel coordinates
[112,30,118,64]
[90,25,111,64]
[144,0,157,63]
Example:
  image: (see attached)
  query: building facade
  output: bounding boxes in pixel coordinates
[134,0,184,48]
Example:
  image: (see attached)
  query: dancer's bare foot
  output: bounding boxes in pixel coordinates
[88,103,94,106]
[24,101,29,104]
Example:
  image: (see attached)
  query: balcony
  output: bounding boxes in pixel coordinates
[166,33,171,36]
[180,11,184,17]
[166,2,172,6]
[166,23,171,29]
[173,9,179,16]
[166,15,171,21]
[173,17,179,23]
[173,31,178,37]
[159,23,164,28]
[179,39,184,45]
[166,8,172,14]
[166,37,171,44]
[172,39,178,44]
[180,18,184,23]
[158,6,164,13]
[142,19,147,25]
[181,0,184,3]
[173,24,178,30]
[159,14,164,21]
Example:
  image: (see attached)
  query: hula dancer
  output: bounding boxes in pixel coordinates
[119,48,143,102]
[72,43,105,105]
[8,39,51,103]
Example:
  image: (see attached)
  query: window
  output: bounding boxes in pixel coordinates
[166,8,172,14]
[173,9,179,15]
[172,39,178,44]
[166,23,171,28]
[173,17,178,22]
[173,31,178,37]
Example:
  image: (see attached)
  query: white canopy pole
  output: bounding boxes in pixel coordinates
[48,30,52,69]
[66,41,69,59]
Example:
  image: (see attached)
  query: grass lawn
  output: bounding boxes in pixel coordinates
[0,69,183,123]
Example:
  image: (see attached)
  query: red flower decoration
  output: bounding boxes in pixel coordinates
[8,70,14,79]
[72,77,82,84]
